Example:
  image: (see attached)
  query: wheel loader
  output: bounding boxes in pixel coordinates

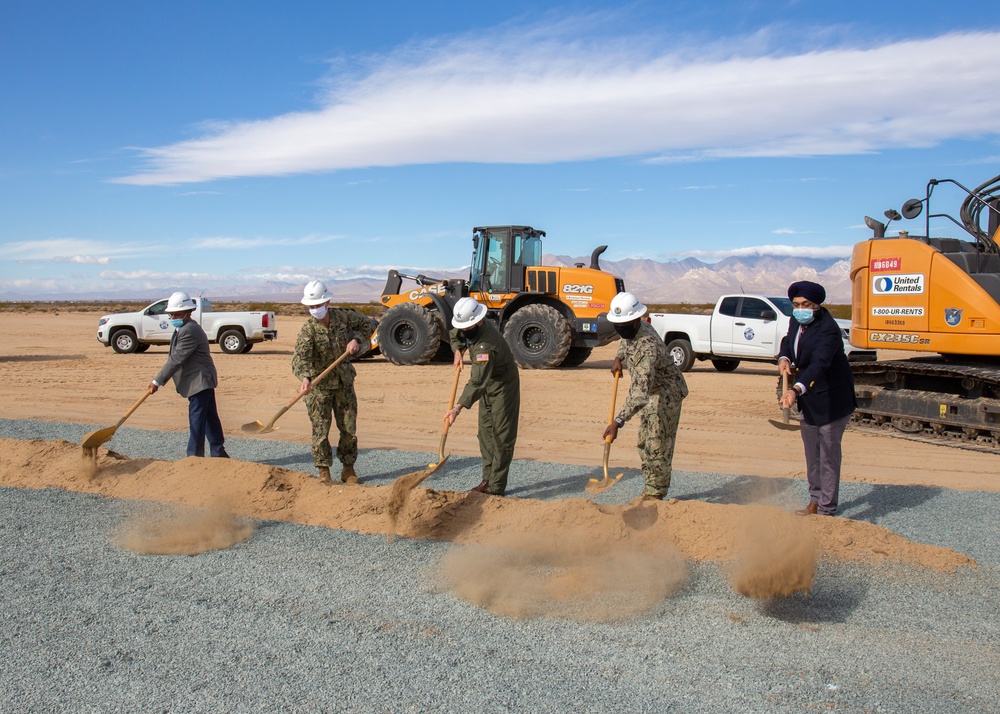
[849,172,1000,450]
[375,226,625,369]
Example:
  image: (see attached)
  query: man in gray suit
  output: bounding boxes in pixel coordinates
[149,291,229,458]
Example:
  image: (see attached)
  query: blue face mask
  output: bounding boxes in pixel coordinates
[793,308,815,325]
[169,318,185,329]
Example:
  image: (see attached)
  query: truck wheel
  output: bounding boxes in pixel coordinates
[111,329,138,354]
[503,304,572,369]
[711,358,740,372]
[665,338,695,372]
[219,329,246,354]
[560,346,593,368]
[135,343,151,353]
[378,303,442,366]
[241,342,254,353]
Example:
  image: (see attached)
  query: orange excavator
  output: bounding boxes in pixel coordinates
[849,173,1000,450]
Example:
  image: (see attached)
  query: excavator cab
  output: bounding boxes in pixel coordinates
[469,226,544,295]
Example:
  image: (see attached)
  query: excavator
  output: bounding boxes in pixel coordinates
[849,173,1000,450]
[376,226,625,369]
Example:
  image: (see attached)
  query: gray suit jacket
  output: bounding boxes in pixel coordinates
[154,321,218,398]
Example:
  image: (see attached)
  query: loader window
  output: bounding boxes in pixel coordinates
[485,232,509,292]
[519,234,542,267]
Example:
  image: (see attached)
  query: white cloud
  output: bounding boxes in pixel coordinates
[676,244,853,259]
[772,228,811,235]
[0,238,161,262]
[113,28,1000,186]
[195,234,346,250]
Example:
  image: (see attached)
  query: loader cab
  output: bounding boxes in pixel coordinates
[470,225,545,294]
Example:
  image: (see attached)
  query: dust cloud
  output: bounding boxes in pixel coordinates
[386,468,434,527]
[439,528,688,622]
[726,506,815,598]
[116,502,256,556]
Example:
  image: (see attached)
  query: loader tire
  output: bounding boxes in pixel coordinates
[711,358,740,372]
[378,303,442,366]
[665,338,695,372]
[559,346,593,368]
[503,304,572,369]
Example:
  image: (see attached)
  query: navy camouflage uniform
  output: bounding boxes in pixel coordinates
[292,309,371,470]
[450,320,520,495]
[616,320,689,497]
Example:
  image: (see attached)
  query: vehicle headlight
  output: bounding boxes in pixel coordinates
[98,317,109,326]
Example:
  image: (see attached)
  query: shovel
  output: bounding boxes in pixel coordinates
[241,349,350,434]
[768,372,802,432]
[586,371,625,495]
[427,361,463,472]
[81,388,152,450]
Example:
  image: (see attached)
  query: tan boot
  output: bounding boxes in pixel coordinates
[341,464,359,484]
[317,466,331,483]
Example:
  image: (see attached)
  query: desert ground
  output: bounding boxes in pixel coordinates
[2,311,996,492]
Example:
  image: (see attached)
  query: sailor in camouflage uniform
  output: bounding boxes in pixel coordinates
[292,280,371,484]
[444,297,520,496]
[603,292,688,500]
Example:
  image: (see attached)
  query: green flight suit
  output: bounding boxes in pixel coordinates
[292,309,372,469]
[616,320,689,497]
[450,319,521,495]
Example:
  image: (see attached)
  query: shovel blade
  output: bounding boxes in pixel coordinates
[768,418,802,432]
[81,426,116,450]
[241,420,278,434]
[425,453,451,474]
[586,472,624,495]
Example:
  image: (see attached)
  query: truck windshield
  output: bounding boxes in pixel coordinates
[769,297,793,317]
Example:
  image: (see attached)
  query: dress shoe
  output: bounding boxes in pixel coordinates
[214,447,230,459]
[341,464,359,484]
[317,466,332,483]
[795,502,818,516]
[470,480,490,494]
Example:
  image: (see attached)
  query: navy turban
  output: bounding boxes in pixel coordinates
[787,280,826,305]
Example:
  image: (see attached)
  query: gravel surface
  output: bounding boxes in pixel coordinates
[1,418,998,713]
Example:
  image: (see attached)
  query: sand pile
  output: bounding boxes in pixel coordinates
[0,438,977,617]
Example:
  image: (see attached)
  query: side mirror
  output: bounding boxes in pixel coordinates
[761,309,776,321]
[901,198,923,220]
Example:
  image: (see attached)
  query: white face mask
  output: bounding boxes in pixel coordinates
[308,304,328,320]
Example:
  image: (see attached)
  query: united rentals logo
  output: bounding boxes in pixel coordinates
[944,307,963,327]
[872,273,924,294]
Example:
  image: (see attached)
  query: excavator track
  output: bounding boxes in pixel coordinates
[849,359,1000,452]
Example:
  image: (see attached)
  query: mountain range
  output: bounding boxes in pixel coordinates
[226,253,853,305]
[7,254,852,304]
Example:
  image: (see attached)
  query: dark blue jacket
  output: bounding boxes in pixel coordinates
[778,307,856,427]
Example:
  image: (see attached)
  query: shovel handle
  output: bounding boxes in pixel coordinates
[114,390,152,429]
[780,372,791,424]
[277,349,353,415]
[605,371,621,443]
[442,362,462,434]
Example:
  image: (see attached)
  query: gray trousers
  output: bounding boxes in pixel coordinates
[799,414,851,515]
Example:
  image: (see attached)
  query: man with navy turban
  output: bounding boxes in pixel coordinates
[777,281,857,516]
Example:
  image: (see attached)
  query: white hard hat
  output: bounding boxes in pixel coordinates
[452,297,487,329]
[301,280,333,306]
[166,291,197,313]
[607,292,647,323]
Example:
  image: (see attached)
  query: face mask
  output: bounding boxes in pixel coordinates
[462,324,481,341]
[614,320,640,339]
[793,308,816,325]
[309,304,328,320]
[168,318,185,329]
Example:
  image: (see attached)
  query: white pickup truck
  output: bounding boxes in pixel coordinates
[97,296,277,354]
[647,294,876,372]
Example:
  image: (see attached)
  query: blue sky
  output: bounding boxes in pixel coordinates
[2,0,999,299]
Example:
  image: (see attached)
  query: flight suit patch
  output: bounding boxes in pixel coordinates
[476,353,490,362]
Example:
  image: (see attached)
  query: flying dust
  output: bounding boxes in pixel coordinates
[80,447,99,481]
[115,502,256,556]
[726,506,815,598]
[438,527,688,622]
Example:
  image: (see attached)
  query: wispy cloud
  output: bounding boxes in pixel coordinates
[0,238,161,263]
[675,244,853,259]
[196,234,347,250]
[772,228,811,235]
[113,25,1000,186]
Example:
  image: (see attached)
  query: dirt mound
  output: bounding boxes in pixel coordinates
[0,438,977,616]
